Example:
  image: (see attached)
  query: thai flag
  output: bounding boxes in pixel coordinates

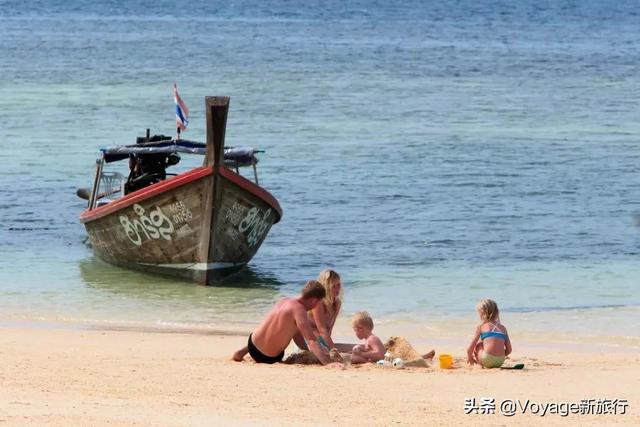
[174,83,189,131]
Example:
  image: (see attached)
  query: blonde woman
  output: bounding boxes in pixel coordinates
[294,269,353,352]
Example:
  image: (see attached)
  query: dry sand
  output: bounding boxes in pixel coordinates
[0,325,638,426]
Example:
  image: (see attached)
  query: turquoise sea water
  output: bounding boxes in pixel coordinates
[1,1,639,345]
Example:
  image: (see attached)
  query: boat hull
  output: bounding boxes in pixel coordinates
[81,166,282,284]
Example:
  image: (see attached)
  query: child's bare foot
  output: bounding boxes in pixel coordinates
[422,350,435,360]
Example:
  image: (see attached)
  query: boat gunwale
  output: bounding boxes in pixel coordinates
[80,166,282,224]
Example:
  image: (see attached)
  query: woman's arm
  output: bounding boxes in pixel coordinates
[293,304,330,365]
[311,303,336,349]
[327,301,341,332]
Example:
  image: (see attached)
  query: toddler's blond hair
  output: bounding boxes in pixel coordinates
[476,299,500,322]
[352,311,374,330]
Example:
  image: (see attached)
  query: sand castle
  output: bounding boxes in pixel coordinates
[384,336,429,368]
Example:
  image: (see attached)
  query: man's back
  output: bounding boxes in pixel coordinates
[232,280,332,365]
[251,298,303,357]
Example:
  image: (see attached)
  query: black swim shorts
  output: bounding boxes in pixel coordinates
[247,333,284,364]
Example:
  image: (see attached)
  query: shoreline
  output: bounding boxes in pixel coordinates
[1,317,639,354]
[1,325,638,426]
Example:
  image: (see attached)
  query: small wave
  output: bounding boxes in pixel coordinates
[0,318,249,336]
[425,239,457,246]
[506,303,637,313]
[447,182,506,188]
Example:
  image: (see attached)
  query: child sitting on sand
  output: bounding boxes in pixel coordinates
[350,311,386,364]
[467,299,512,368]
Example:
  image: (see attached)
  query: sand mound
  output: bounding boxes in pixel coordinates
[283,348,345,365]
[384,336,429,368]
[283,350,319,365]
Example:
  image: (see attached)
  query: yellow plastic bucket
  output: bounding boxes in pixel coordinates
[439,354,453,369]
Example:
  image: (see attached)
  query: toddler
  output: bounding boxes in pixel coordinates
[350,311,385,364]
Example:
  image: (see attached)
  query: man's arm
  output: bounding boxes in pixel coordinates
[293,304,331,365]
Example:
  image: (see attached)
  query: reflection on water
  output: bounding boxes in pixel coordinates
[79,256,285,291]
[215,265,287,289]
[76,257,284,328]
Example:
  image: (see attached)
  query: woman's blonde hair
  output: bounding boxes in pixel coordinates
[476,299,500,323]
[317,269,343,317]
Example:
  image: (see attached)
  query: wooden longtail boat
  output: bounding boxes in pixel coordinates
[78,97,282,284]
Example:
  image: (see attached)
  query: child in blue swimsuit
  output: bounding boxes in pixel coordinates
[467,299,512,368]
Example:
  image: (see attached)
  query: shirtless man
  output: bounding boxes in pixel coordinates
[232,280,332,365]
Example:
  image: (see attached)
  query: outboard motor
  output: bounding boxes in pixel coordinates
[124,130,181,194]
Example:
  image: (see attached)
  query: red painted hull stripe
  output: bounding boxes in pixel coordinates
[80,166,282,223]
[80,167,213,223]
[218,167,283,219]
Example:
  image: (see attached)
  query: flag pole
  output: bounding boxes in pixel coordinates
[173,82,188,141]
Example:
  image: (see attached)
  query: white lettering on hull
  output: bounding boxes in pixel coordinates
[168,201,193,225]
[224,201,246,226]
[119,204,175,246]
[239,207,272,247]
[223,201,274,247]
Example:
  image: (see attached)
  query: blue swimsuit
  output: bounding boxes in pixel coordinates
[479,322,507,368]
[480,323,507,341]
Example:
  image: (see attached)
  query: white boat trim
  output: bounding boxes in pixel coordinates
[138,262,244,271]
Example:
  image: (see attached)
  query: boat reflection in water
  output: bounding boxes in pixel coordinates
[78,257,283,331]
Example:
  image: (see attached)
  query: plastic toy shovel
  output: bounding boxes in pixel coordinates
[500,363,525,370]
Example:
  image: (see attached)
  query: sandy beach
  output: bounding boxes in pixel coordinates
[1,325,637,426]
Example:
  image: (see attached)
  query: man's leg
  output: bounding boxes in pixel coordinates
[350,353,368,364]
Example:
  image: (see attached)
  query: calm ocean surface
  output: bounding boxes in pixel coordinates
[1,1,639,345]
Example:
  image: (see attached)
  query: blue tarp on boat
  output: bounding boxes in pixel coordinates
[100,139,259,167]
